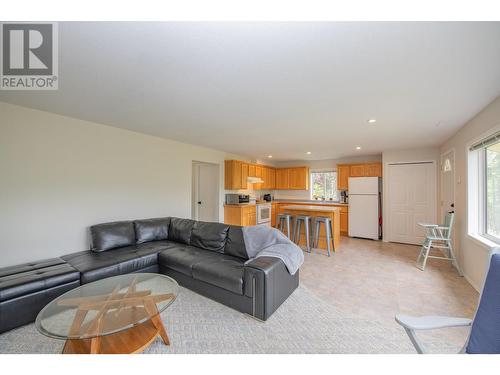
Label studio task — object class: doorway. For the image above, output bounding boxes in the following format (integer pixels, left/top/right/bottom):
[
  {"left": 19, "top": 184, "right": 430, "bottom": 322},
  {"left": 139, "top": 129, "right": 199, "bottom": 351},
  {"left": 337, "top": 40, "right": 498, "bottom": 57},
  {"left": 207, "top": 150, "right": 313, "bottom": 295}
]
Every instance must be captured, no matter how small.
[
  {"left": 192, "top": 162, "right": 220, "bottom": 222},
  {"left": 440, "top": 149, "right": 455, "bottom": 218},
  {"left": 440, "top": 149, "right": 456, "bottom": 256},
  {"left": 386, "top": 162, "right": 437, "bottom": 245}
]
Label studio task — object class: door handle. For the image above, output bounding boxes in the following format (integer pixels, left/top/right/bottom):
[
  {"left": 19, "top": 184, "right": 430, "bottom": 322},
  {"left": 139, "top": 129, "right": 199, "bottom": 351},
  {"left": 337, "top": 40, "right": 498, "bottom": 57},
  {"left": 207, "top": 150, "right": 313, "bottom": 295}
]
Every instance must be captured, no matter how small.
[{"left": 197, "top": 201, "right": 202, "bottom": 205}]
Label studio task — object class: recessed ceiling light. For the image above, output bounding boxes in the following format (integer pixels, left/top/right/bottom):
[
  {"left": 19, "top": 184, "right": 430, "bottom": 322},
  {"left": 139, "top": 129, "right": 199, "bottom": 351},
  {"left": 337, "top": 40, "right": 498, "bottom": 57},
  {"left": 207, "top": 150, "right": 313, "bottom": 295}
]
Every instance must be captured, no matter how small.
[
  {"left": 356, "top": 146, "right": 361, "bottom": 150},
  {"left": 267, "top": 155, "right": 273, "bottom": 158},
  {"left": 368, "top": 119, "right": 377, "bottom": 124},
  {"left": 306, "top": 151, "right": 312, "bottom": 155}
]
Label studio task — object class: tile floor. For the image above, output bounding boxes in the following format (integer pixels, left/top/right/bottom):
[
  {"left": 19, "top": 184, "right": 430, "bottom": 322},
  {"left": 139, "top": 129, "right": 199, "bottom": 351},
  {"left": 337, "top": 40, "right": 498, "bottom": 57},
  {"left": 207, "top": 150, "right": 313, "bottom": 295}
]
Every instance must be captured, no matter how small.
[{"left": 299, "top": 237, "right": 479, "bottom": 350}]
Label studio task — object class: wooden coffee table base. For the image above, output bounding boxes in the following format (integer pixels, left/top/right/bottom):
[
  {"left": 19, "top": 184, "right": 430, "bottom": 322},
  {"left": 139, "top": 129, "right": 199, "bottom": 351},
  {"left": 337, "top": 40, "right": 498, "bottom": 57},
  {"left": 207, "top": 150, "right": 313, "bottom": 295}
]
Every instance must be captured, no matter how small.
[{"left": 62, "top": 318, "right": 170, "bottom": 354}]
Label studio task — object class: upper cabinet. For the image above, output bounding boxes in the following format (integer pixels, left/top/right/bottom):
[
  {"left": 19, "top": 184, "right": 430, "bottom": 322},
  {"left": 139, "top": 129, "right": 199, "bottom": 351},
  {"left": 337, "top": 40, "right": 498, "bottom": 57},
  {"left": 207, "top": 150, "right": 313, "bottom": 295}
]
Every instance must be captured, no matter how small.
[
  {"left": 224, "top": 161, "right": 308, "bottom": 190},
  {"left": 288, "top": 167, "right": 309, "bottom": 190},
  {"left": 275, "top": 168, "right": 289, "bottom": 190},
  {"left": 337, "top": 164, "right": 350, "bottom": 190},
  {"left": 337, "top": 162, "right": 382, "bottom": 190}
]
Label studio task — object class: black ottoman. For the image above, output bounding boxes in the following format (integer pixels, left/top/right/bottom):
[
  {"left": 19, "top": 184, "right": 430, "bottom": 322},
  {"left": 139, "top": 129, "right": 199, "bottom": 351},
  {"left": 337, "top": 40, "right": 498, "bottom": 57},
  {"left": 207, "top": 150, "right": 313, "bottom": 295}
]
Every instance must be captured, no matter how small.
[{"left": 0, "top": 258, "right": 80, "bottom": 333}]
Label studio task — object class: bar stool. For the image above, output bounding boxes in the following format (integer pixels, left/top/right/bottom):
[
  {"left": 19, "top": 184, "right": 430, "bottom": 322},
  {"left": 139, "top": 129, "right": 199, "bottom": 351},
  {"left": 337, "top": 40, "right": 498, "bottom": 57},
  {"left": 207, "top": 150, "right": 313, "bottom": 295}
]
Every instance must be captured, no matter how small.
[
  {"left": 293, "top": 215, "right": 312, "bottom": 253},
  {"left": 313, "top": 216, "right": 334, "bottom": 257},
  {"left": 277, "top": 213, "right": 292, "bottom": 239}
]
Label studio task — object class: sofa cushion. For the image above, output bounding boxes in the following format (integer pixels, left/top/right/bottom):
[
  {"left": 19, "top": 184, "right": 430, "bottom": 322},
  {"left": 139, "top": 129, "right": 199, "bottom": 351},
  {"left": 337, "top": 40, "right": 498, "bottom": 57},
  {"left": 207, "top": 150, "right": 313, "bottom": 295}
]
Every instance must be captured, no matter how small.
[
  {"left": 0, "top": 258, "right": 80, "bottom": 302},
  {"left": 190, "top": 221, "right": 230, "bottom": 252},
  {"left": 90, "top": 221, "right": 135, "bottom": 252},
  {"left": 224, "top": 225, "right": 249, "bottom": 260},
  {"left": 192, "top": 255, "right": 245, "bottom": 295},
  {"left": 62, "top": 241, "right": 173, "bottom": 284},
  {"left": 168, "top": 218, "right": 195, "bottom": 245},
  {"left": 158, "top": 245, "right": 221, "bottom": 277},
  {"left": 134, "top": 217, "right": 170, "bottom": 244}
]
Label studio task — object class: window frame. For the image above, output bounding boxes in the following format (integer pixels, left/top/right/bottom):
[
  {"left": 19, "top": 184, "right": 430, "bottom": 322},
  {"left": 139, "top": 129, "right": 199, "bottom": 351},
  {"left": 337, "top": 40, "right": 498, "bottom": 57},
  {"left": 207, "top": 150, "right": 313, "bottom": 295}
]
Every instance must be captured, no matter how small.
[
  {"left": 481, "top": 146, "right": 500, "bottom": 244},
  {"left": 468, "top": 127, "right": 500, "bottom": 247},
  {"left": 309, "top": 169, "right": 338, "bottom": 201}
]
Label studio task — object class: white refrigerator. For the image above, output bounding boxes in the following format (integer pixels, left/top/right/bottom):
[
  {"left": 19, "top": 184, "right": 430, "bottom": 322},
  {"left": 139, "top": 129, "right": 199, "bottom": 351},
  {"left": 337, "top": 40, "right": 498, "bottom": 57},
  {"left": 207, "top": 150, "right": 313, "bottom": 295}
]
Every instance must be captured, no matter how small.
[{"left": 348, "top": 177, "right": 381, "bottom": 240}]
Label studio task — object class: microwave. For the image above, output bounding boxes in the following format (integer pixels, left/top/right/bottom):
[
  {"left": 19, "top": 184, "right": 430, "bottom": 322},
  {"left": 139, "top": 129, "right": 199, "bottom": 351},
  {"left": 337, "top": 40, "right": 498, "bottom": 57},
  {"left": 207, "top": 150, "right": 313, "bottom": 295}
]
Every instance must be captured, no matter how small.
[{"left": 225, "top": 194, "right": 250, "bottom": 205}]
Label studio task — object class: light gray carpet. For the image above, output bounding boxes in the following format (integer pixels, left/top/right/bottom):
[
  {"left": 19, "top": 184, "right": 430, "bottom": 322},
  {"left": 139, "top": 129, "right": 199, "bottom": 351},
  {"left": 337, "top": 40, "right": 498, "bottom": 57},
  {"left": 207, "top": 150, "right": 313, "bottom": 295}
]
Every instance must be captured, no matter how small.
[{"left": 0, "top": 285, "right": 460, "bottom": 354}]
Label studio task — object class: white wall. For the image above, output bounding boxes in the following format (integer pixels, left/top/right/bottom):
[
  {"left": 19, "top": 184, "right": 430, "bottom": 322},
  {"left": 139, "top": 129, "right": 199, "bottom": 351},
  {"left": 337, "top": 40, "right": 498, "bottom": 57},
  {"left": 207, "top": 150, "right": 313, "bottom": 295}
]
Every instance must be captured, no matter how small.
[
  {"left": 439, "top": 95, "right": 500, "bottom": 291},
  {"left": 0, "top": 102, "right": 244, "bottom": 267},
  {"left": 273, "top": 155, "right": 382, "bottom": 200},
  {"left": 382, "top": 147, "right": 440, "bottom": 242}
]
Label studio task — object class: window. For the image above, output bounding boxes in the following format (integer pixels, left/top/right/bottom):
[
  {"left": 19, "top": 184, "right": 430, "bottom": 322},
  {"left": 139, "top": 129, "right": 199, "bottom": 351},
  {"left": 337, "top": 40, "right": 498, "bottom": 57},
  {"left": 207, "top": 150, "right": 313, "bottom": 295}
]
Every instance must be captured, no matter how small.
[
  {"left": 469, "top": 130, "right": 500, "bottom": 244},
  {"left": 310, "top": 171, "right": 338, "bottom": 201},
  {"left": 485, "top": 142, "right": 500, "bottom": 240}
]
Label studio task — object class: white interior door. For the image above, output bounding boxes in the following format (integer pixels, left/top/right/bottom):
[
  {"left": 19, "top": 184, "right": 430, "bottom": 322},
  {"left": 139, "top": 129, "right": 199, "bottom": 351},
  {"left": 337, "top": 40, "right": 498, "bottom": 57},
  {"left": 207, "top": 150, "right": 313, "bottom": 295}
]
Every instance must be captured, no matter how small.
[
  {"left": 193, "top": 162, "right": 219, "bottom": 222},
  {"left": 440, "top": 150, "right": 455, "bottom": 217},
  {"left": 387, "top": 162, "right": 436, "bottom": 245}
]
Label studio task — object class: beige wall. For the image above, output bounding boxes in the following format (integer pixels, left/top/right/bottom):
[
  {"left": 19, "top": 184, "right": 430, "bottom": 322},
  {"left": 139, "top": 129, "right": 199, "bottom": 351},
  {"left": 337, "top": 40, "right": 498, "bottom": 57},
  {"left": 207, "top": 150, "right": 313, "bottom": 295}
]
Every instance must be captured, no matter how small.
[
  {"left": 0, "top": 102, "right": 243, "bottom": 267},
  {"left": 273, "top": 155, "right": 382, "bottom": 200},
  {"left": 439, "top": 95, "right": 500, "bottom": 291}
]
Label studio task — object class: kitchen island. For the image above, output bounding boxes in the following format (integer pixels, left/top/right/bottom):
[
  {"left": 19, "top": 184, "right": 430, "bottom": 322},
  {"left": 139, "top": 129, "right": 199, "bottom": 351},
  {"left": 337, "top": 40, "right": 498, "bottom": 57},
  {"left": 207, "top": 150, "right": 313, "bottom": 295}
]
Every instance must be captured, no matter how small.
[{"left": 278, "top": 205, "right": 341, "bottom": 252}]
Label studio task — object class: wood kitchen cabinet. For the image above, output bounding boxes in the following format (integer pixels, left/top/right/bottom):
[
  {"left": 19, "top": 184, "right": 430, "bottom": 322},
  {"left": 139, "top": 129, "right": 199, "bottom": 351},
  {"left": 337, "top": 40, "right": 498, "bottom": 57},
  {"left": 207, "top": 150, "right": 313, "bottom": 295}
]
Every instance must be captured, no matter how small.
[
  {"left": 337, "top": 162, "right": 382, "bottom": 190},
  {"left": 339, "top": 207, "right": 348, "bottom": 235},
  {"left": 271, "top": 202, "right": 278, "bottom": 227},
  {"left": 349, "top": 164, "right": 366, "bottom": 177},
  {"left": 224, "top": 160, "right": 308, "bottom": 191},
  {"left": 269, "top": 168, "right": 276, "bottom": 189},
  {"left": 275, "top": 168, "right": 289, "bottom": 189},
  {"left": 274, "top": 167, "right": 309, "bottom": 190},
  {"left": 337, "top": 164, "right": 350, "bottom": 190},
  {"left": 248, "top": 164, "right": 256, "bottom": 178},
  {"left": 224, "top": 205, "right": 256, "bottom": 226},
  {"left": 241, "top": 163, "right": 249, "bottom": 189},
  {"left": 366, "top": 163, "right": 382, "bottom": 177},
  {"left": 224, "top": 160, "right": 243, "bottom": 190},
  {"left": 288, "top": 167, "right": 309, "bottom": 190}
]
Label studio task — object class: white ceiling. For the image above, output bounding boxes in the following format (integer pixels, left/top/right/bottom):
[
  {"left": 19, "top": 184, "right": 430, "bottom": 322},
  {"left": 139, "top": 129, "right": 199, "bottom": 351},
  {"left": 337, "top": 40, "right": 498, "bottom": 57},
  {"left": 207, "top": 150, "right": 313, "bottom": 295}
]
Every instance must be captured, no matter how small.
[{"left": 2, "top": 22, "right": 500, "bottom": 161}]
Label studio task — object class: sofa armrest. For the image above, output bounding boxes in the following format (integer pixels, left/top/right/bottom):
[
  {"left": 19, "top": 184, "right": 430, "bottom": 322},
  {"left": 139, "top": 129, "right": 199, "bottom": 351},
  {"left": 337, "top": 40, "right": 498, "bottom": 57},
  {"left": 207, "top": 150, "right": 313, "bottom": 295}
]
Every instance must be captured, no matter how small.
[{"left": 244, "top": 257, "right": 299, "bottom": 321}]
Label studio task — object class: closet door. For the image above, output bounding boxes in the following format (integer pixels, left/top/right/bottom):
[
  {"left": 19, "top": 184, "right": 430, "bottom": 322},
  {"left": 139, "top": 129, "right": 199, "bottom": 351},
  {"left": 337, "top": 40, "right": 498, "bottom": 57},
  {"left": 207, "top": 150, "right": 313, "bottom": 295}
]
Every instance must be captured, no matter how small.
[{"left": 387, "top": 162, "right": 436, "bottom": 245}]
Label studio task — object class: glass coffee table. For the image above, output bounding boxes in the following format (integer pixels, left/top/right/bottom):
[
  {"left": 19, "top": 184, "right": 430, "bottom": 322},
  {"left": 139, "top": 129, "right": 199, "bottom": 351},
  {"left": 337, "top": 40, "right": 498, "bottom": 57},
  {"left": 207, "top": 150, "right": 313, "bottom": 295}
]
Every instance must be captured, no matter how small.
[{"left": 35, "top": 273, "right": 178, "bottom": 354}]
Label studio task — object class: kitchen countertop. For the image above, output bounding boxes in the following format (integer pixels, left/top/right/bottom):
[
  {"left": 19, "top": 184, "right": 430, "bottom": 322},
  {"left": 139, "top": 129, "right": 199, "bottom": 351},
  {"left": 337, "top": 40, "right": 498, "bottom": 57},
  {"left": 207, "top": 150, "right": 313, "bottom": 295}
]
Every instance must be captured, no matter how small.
[
  {"left": 272, "top": 199, "right": 348, "bottom": 206},
  {"left": 281, "top": 205, "right": 340, "bottom": 212}
]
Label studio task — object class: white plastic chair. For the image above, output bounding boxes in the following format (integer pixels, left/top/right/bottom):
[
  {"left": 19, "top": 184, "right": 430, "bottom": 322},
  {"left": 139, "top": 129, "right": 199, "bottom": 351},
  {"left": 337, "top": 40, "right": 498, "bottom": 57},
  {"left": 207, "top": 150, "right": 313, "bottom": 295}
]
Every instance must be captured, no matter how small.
[
  {"left": 396, "top": 251, "right": 500, "bottom": 354},
  {"left": 416, "top": 212, "right": 462, "bottom": 275}
]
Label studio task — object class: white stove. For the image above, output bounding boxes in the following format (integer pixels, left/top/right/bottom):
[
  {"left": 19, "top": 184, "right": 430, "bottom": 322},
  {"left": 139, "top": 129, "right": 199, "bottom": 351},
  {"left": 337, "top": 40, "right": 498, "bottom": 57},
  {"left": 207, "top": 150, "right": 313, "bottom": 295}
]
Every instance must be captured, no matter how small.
[{"left": 256, "top": 203, "right": 272, "bottom": 225}]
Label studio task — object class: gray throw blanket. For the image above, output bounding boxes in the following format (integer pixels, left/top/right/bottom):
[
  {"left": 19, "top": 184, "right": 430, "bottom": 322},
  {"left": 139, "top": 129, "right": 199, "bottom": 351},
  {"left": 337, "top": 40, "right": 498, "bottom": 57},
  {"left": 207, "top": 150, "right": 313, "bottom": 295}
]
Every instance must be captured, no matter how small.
[{"left": 242, "top": 225, "right": 304, "bottom": 275}]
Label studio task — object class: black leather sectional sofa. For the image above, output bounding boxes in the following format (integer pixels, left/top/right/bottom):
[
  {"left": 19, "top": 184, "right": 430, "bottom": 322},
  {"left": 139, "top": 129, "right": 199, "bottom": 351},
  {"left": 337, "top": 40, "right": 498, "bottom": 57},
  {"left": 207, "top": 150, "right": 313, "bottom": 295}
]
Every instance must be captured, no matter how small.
[{"left": 0, "top": 217, "right": 299, "bottom": 333}]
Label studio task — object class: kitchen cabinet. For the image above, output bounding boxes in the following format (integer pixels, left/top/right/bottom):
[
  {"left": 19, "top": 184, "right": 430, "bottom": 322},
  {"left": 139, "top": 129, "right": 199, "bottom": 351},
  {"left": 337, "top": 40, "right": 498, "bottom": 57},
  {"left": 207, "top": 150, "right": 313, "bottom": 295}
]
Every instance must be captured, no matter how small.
[
  {"left": 275, "top": 168, "right": 289, "bottom": 189},
  {"left": 366, "top": 163, "right": 382, "bottom": 177},
  {"left": 248, "top": 164, "right": 256, "bottom": 178},
  {"left": 224, "top": 160, "right": 243, "bottom": 190},
  {"left": 336, "top": 162, "right": 382, "bottom": 190},
  {"left": 271, "top": 202, "right": 279, "bottom": 227},
  {"left": 224, "top": 205, "right": 256, "bottom": 226},
  {"left": 269, "top": 168, "right": 276, "bottom": 189},
  {"left": 337, "top": 164, "right": 350, "bottom": 190},
  {"left": 340, "top": 208, "right": 348, "bottom": 235},
  {"left": 288, "top": 167, "right": 309, "bottom": 190},
  {"left": 274, "top": 167, "right": 309, "bottom": 190},
  {"left": 241, "top": 163, "right": 249, "bottom": 189},
  {"left": 349, "top": 164, "right": 366, "bottom": 177},
  {"left": 224, "top": 160, "right": 308, "bottom": 191}
]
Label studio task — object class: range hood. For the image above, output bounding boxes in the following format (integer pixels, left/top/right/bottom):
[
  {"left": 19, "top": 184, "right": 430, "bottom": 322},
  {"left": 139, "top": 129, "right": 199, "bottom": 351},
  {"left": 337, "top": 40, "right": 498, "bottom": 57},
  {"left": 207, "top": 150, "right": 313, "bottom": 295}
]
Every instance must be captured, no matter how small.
[{"left": 247, "top": 176, "right": 264, "bottom": 184}]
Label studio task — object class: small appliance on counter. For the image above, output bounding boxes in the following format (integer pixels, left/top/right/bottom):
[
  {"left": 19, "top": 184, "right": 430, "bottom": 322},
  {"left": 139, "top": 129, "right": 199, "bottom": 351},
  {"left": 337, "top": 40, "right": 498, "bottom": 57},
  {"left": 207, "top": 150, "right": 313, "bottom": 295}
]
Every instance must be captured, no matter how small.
[
  {"left": 225, "top": 194, "right": 250, "bottom": 205},
  {"left": 340, "top": 190, "right": 348, "bottom": 204},
  {"left": 263, "top": 194, "right": 272, "bottom": 202}
]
